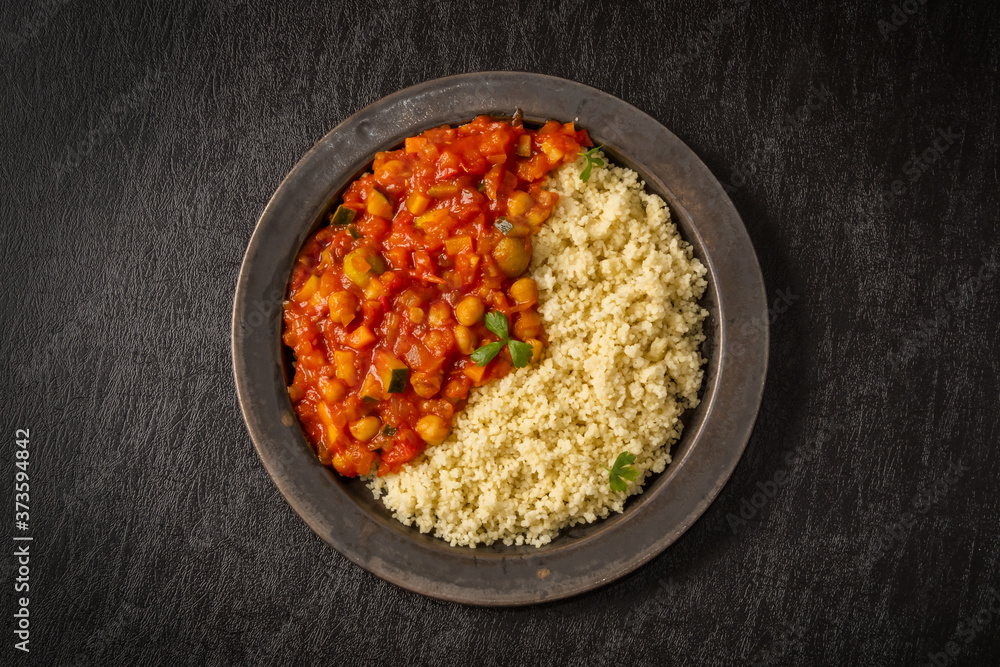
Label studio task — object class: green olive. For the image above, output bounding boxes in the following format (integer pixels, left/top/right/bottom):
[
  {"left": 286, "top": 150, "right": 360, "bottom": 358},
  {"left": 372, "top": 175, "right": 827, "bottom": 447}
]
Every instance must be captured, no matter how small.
[{"left": 492, "top": 237, "right": 531, "bottom": 277}]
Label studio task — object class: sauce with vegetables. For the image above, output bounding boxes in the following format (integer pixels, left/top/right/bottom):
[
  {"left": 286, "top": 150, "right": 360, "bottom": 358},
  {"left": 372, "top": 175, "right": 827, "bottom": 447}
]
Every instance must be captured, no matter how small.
[{"left": 283, "top": 115, "right": 590, "bottom": 477}]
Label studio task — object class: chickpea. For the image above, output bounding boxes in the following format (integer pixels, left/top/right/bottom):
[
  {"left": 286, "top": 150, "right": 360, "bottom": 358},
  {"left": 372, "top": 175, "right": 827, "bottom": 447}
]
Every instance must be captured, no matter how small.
[
  {"left": 410, "top": 371, "right": 442, "bottom": 398},
  {"left": 509, "top": 278, "right": 538, "bottom": 306},
  {"left": 527, "top": 338, "right": 544, "bottom": 363},
  {"left": 349, "top": 415, "right": 381, "bottom": 442},
  {"left": 408, "top": 306, "right": 425, "bottom": 324},
  {"left": 514, "top": 310, "right": 542, "bottom": 340},
  {"left": 492, "top": 237, "right": 531, "bottom": 277},
  {"left": 454, "top": 325, "right": 478, "bottom": 355},
  {"left": 454, "top": 295, "right": 485, "bottom": 326},
  {"left": 318, "top": 376, "right": 348, "bottom": 403},
  {"left": 422, "top": 328, "right": 455, "bottom": 356},
  {"left": 332, "top": 452, "right": 350, "bottom": 475},
  {"left": 415, "top": 414, "right": 450, "bottom": 445},
  {"left": 428, "top": 301, "right": 452, "bottom": 327}
]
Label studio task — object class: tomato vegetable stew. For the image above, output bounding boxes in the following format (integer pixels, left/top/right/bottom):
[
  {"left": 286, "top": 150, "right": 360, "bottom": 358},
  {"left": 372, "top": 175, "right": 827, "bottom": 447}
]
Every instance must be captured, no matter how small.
[{"left": 283, "top": 115, "right": 591, "bottom": 477}]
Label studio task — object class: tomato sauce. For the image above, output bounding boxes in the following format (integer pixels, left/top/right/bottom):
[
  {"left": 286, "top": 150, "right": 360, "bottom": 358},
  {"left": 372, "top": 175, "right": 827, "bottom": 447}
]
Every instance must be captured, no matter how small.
[{"left": 283, "top": 115, "right": 589, "bottom": 477}]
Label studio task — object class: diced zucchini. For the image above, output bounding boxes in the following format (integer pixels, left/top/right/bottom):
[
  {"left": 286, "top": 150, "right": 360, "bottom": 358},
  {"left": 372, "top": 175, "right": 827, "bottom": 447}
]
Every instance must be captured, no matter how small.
[
  {"left": 343, "top": 249, "right": 371, "bottom": 287},
  {"left": 347, "top": 225, "right": 361, "bottom": 239},
  {"left": 367, "top": 253, "right": 387, "bottom": 275},
  {"left": 494, "top": 218, "right": 513, "bottom": 235},
  {"left": 386, "top": 367, "right": 408, "bottom": 393},
  {"left": 374, "top": 351, "right": 409, "bottom": 394},
  {"left": 330, "top": 205, "right": 356, "bottom": 226}
]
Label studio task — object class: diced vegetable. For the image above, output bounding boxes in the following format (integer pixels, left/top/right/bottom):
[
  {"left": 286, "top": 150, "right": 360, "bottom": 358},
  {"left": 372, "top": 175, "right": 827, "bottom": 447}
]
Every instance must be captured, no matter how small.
[
  {"left": 329, "top": 205, "right": 356, "bottom": 226},
  {"left": 427, "top": 182, "right": 460, "bottom": 198},
  {"left": 506, "top": 191, "right": 533, "bottom": 216},
  {"left": 333, "top": 350, "right": 357, "bottom": 385},
  {"left": 346, "top": 325, "right": 376, "bottom": 349},
  {"left": 414, "top": 208, "right": 453, "bottom": 230},
  {"left": 328, "top": 291, "right": 358, "bottom": 326},
  {"left": 360, "top": 372, "right": 382, "bottom": 402},
  {"left": 374, "top": 351, "right": 409, "bottom": 394},
  {"left": 516, "top": 134, "right": 531, "bottom": 157},
  {"left": 443, "top": 235, "right": 473, "bottom": 255},
  {"left": 367, "top": 188, "right": 394, "bottom": 218},
  {"left": 406, "top": 192, "right": 430, "bottom": 215},
  {"left": 293, "top": 275, "right": 320, "bottom": 302}
]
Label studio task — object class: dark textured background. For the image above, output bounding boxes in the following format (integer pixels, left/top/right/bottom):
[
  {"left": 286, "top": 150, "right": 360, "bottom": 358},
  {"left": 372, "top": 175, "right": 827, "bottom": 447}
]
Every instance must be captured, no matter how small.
[{"left": 2, "top": 0, "right": 999, "bottom": 664}]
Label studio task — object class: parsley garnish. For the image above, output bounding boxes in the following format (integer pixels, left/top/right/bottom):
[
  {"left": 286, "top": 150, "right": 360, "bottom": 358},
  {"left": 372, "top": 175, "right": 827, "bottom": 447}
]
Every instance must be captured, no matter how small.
[
  {"left": 579, "top": 145, "right": 605, "bottom": 182},
  {"left": 470, "top": 311, "right": 534, "bottom": 368},
  {"left": 601, "top": 452, "right": 639, "bottom": 493}
]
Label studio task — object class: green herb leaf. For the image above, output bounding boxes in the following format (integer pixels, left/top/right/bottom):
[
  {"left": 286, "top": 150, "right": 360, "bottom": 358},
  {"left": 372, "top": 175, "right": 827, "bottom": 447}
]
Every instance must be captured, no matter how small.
[
  {"left": 508, "top": 340, "right": 533, "bottom": 368},
  {"left": 483, "top": 311, "right": 509, "bottom": 340},
  {"left": 601, "top": 451, "right": 638, "bottom": 493},
  {"left": 579, "top": 145, "right": 605, "bottom": 182},
  {"left": 381, "top": 425, "right": 397, "bottom": 437},
  {"left": 471, "top": 341, "right": 504, "bottom": 366}
]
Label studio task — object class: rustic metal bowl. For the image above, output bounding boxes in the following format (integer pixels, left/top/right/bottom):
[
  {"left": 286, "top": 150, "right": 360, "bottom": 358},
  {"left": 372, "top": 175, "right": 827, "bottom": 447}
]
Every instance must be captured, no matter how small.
[{"left": 232, "top": 72, "right": 768, "bottom": 605}]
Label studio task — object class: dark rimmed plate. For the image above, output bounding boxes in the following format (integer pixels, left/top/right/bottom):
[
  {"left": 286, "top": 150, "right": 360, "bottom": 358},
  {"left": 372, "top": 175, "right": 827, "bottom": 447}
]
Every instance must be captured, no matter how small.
[{"left": 232, "top": 72, "right": 767, "bottom": 606}]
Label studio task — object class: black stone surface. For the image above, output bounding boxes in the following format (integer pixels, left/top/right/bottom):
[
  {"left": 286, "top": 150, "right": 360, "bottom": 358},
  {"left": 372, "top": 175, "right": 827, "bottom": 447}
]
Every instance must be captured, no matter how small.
[{"left": 1, "top": 0, "right": 998, "bottom": 664}]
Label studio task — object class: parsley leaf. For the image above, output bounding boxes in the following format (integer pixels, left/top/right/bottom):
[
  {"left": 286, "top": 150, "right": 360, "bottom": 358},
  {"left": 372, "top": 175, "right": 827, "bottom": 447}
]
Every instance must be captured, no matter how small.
[
  {"left": 483, "top": 310, "right": 509, "bottom": 340},
  {"left": 472, "top": 311, "right": 535, "bottom": 369},
  {"left": 470, "top": 340, "right": 504, "bottom": 366},
  {"left": 579, "top": 145, "right": 605, "bottom": 182},
  {"left": 601, "top": 451, "right": 639, "bottom": 493},
  {"left": 508, "top": 340, "right": 533, "bottom": 367}
]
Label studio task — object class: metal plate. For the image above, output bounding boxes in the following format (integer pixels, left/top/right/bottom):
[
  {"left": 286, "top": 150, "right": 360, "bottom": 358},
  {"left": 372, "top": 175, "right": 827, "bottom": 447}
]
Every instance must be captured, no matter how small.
[{"left": 232, "top": 72, "right": 768, "bottom": 606}]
